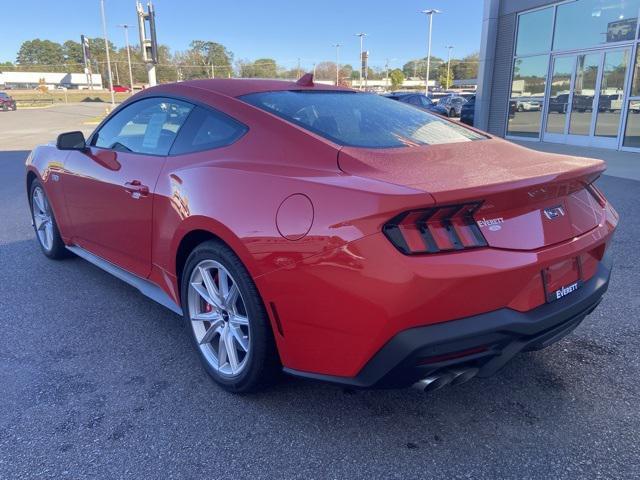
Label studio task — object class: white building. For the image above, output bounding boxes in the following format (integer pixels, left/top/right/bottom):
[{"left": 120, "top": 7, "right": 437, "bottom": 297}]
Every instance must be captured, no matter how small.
[{"left": 0, "top": 71, "right": 103, "bottom": 90}]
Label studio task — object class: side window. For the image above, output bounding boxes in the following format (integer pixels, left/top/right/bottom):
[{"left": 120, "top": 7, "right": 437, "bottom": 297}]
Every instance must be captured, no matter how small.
[
  {"left": 92, "top": 97, "right": 193, "bottom": 155},
  {"left": 407, "top": 96, "right": 421, "bottom": 106},
  {"left": 418, "top": 96, "right": 432, "bottom": 107},
  {"left": 170, "top": 106, "right": 247, "bottom": 155}
]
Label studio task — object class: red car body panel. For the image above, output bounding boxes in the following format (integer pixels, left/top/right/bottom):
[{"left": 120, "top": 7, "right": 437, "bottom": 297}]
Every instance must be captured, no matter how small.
[{"left": 25, "top": 79, "right": 619, "bottom": 381}]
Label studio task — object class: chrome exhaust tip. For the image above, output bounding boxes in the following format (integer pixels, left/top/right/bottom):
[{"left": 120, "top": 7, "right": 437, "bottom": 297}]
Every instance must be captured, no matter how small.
[
  {"left": 449, "top": 367, "right": 479, "bottom": 386},
  {"left": 414, "top": 372, "right": 455, "bottom": 392},
  {"left": 413, "top": 367, "right": 479, "bottom": 392}
]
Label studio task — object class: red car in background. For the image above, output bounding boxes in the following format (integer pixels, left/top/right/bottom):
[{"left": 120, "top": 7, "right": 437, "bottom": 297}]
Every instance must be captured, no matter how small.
[
  {"left": 111, "top": 85, "right": 132, "bottom": 93},
  {"left": 0, "top": 91, "right": 17, "bottom": 111},
  {"left": 25, "top": 78, "right": 617, "bottom": 393}
]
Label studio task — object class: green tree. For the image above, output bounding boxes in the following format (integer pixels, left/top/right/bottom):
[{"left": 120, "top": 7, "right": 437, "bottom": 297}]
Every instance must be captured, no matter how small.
[
  {"left": 251, "top": 58, "right": 277, "bottom": 78},
  {"left": 452, "top": 52, "right": 479, "bottom": 80},
  {"left": 389, "top": 69, "right": 405, "bottom": 90},
  {"left": 63, "top": 40, "right": 84, "bottom": 66},
  {"left": 187, "top": 40, "right": 234, "bottom": 78},
  {"left": 16, "top": 39, "right": 65, "bottom": 69},
  {"left": 402, "top": 57, "right": 444, "bottom": 80},
  {"left": 438, "top": 63, "right": 454, "bottom": 89}
]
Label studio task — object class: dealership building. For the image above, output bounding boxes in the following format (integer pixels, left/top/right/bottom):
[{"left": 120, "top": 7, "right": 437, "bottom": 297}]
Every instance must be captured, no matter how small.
[{"left": 476, "top": 0, "right": 640, "bottom": 151}]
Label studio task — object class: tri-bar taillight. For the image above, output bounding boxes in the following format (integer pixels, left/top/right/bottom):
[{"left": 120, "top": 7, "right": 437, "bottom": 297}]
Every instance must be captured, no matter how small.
[{"left": 383, "top": 202, "right": 488, "bottom": 255}]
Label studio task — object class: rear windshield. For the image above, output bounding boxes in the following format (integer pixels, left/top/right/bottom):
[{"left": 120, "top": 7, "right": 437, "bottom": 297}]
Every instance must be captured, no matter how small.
[{"left": 240, "top": 91, "right": 484, "bottom": 148}]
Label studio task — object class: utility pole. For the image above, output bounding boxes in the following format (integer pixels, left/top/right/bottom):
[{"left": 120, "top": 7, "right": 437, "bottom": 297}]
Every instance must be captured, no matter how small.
[
  {"left": 99, "top": 0, "right": 115, "bottom": 107},
  {"left": 137, "top": 1, "right": 159, "bottom": 86},
  {"left": 332, "top": 43, "right": 341, "bottom": 86},
  {"left": 420, "top": 9, "right": 441, "bottom": 96},
  {"left": 114, "top": 61, "right": 120, "bottom": 84},
  {"left": 118, "top": 24, "right": 135, "bottom": 94},
  {"left": 385, "top": 58, "right": 389, "bottom": 90},
  {"left": 445, "top": 45, "right": 454, "bottom": 90},
  {"left": 296, "top": 58, "right": 301, "bottom": 79},
  {"left": 355, "top": 33, "right": 367, "bottom": 90}
]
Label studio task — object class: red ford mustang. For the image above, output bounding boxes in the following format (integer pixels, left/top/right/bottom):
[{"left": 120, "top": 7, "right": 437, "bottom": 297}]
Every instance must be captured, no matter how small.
[{"left": 25, "top": 77, "right": 618, "bottom": 393}]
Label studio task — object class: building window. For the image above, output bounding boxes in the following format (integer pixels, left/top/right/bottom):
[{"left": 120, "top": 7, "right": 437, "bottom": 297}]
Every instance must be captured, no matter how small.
[
  {"left": 516, "top": 7, "right": 554, "bottom": 56},
  {"left": 553, "top": 0, "right": 640, "bottom": 51},
  {"left": 631, "top": 48, "right": 640, "bottom": 96},
  {"left": 623, "top": 101, "right": 640, "bottom": 147},
  {"left": 507, "top": 55, "right": 549, "bottom": 138}
]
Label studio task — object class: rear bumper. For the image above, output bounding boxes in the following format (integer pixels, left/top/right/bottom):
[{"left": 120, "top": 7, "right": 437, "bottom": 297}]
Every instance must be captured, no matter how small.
[{"left": 285, "top": 250, "right": 611, "bottom": 388}]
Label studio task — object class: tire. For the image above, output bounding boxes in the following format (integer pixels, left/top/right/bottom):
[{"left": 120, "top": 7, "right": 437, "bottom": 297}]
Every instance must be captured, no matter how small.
[
  {"left": 29, "top": 179, "right": 69, "bottom": 259},
  {"left": 2, "top": 104, "right": 7, "bottom": 111},
  {"left": 448, "top": 108, "right": 454, "bottom": 118},
  {"left": 517, "top": 105, "right": 524, "bottom": 112},
  {"left": 181, "top": 240, "right": 280, "bottom": 393}
]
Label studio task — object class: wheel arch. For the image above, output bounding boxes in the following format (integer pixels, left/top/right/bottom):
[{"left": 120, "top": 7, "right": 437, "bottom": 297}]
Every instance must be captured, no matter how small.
[
  {"left": 172, "top": 217, "right": 260, "bottom": 298},
  {"left": 26, "top": 169, "right": 38, "bottom": 196}
]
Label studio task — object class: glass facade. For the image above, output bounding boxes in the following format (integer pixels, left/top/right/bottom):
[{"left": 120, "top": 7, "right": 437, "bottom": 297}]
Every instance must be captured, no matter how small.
[
  {"left": 509, "top": 0, "right": 640, "bottom": 150},
  {"left": 507, "top": 56, "right": 549, "bottom": 137},
  {"left": 554, "top": 0, "right": 639, "bottom": 51}
]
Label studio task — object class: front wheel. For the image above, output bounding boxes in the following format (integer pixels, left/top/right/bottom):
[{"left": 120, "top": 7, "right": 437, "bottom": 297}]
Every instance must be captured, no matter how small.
[
  {"left": 29, "top": 180, "right": 68, "bottom": 259},
  {"left": 181, "top": 240, "right": 280, "bottom": 393}
]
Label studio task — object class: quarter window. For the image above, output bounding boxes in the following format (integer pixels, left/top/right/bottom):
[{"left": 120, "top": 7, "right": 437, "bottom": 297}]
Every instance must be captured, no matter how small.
[
  {"left": 93, "top": 97, "right": 193, "bottom": 155},
  {"left": 170, "top": 106, "right": 248, "bottom": 155}
]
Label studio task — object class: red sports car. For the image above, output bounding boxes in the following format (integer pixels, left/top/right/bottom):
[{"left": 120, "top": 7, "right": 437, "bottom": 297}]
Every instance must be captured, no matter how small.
[{"left": 25, "top": 77, "right": 618, "bottom": 393}]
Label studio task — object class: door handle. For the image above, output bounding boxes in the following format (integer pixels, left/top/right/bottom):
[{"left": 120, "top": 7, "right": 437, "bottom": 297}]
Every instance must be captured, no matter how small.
[{"left": 124, "top": 180, "right": 149, "bottom": 197}]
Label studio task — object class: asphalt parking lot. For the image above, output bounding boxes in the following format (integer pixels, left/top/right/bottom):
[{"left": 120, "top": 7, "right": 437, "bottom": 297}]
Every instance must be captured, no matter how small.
[{"left": 1, "top": 106, "right": 639, "bottom": 479}]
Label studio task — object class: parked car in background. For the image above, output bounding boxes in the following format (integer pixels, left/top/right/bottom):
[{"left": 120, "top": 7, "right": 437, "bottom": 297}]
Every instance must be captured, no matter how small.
[
  {"left": 516, "top": 98, "right": 542, "bottom": 112},
  {"left": 549, "top": 94, "right": 570, "bottom": 114},
  {"left": 460, "top": 95, "right": 475, "bottom": 126},
  {"left": 0, "top": 91, "right": 17, "bottom": 111},
  {"left": 384, "top": 92, "right": 449, "bottom": 116},
  {"left": 438, "top": 95, "right": 467, "bottom": 117},
  {"left": 598, "top": 94, "right": 623, "bottom": 112},
  {"left": 111, "top": 85, "right": 132, "bottom": 93}
]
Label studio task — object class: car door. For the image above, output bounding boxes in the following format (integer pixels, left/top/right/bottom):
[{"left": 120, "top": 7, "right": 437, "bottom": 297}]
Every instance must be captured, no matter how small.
[{"left": 61, "top": 97, "right": 193, "bottom": 278}]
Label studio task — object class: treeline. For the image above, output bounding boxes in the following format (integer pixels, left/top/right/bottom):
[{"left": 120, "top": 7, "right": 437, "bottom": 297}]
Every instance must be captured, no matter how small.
[{"left": 2, "top": 38, "right": 479, "bottom": 85}]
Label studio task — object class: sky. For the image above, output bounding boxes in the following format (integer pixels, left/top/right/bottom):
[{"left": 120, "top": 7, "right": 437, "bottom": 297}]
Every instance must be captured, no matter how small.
[{"left": 0, "top": 0, "right": 484, "bottom": 70}]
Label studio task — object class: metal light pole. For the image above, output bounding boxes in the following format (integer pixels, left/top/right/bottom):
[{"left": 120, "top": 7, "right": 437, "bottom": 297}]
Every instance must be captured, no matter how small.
[
  {"left": 420, "top": 9, "right": 441, "bottom": 96},
  {"left": 332, "top": 43, "right": 342, "bottom": 86},
  {"left": 355, "top": 33, "right": 367, "bottom": 90},
  {"left": 118, "top": 24, "right": 135, "bottom": 94},
  {"left": 445, "top": 45, "right": 454, "bottom": 90},
  {"left": 385, "top": 58, "right": 389, "bottom": 89},
  {"left": 100, "top": 0, "right": 115, "bottom": 106}
]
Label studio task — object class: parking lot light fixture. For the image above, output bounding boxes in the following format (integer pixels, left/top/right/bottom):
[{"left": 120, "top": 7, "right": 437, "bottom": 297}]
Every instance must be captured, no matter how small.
[
  {"left": 332, "top": 43, "right": 342, "bottom": 86},
  {"left": 118, "top": 24, "right": 135, "bottom": 95},
  {"left": 100, "top": 0, "right": 116, "bottom": 108},
  {"left": 100, "top": 0, "right": 116, "bottom": 107},
  {"left": 355, "top": 33, "right": 367, "bottom": 90},
  {"left": 446, "top": 45, "right": 454, "bottom": 90},
  {"left": 420, "top": 8, "right": 442, "bottom": 96}
]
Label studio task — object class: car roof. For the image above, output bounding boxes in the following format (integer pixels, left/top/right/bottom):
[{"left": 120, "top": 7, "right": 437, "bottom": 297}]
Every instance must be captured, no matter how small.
[{"left": 177, "top": 78, "right": 351, "bottom": 98}]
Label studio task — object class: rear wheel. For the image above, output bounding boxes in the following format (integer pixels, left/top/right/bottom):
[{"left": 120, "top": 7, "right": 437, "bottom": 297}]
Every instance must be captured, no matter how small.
[
  {"left": 181, "top": 240, "right": 280, "bottom": 393},
  {"left": 29, "top": 180, "right": 68, "bottom": 259}
]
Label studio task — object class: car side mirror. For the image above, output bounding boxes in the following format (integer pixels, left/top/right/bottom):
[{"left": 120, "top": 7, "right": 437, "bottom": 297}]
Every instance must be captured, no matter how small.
[{"left": 57, "top": 131, "right": 86, "bottom": 151}]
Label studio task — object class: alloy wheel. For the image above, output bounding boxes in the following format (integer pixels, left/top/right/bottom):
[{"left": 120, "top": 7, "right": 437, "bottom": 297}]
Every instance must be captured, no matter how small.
[
  {"left": 187, "top": 260, "right": 251, "bottom": 377},
  {"left": 32, "top": 186, "right": 54, "bottom": 252}
]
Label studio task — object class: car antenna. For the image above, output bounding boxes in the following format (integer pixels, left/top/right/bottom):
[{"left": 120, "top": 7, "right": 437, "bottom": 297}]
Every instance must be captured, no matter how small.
[{"left": 296, "top": 73, "right": 314, "bottom": 87}]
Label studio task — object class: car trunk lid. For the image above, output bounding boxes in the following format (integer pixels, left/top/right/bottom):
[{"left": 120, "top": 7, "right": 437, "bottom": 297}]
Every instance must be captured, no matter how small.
[{"left": 338, "top": 139, "right": 606, "bottom": 251}]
